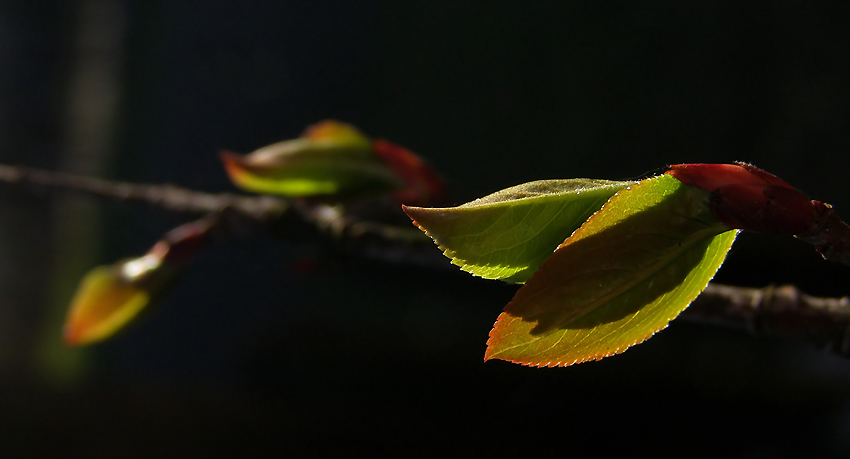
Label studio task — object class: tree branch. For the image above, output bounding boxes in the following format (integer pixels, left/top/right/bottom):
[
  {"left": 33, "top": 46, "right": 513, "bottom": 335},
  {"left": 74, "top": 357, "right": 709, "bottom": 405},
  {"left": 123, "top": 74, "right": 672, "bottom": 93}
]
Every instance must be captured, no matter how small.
[
  {"left": 0, "top": 164, "right": 288, "bottom": 221},
  {"left": 0, "top": 163, "right": 444, "bottom": 266},
  {"left": 686, "top": 283, "right": 850, "bottom": 357},
  {"left": 2, "top": 163, "right": 849, "bottom": 358}
]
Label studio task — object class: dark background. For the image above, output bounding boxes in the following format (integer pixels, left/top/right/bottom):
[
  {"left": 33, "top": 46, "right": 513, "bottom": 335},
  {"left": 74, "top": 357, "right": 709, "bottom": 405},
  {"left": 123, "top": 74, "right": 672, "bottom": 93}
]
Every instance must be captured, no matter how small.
[{"left": 2, "top": 1, "right": 850, "bottom": 456}]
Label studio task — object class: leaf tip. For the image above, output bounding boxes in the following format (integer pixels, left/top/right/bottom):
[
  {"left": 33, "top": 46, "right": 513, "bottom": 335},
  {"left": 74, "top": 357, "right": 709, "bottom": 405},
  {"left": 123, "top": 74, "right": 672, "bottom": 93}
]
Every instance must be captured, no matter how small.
[{"left": 401, "top": 206, "right": 428, "bottom": 236}]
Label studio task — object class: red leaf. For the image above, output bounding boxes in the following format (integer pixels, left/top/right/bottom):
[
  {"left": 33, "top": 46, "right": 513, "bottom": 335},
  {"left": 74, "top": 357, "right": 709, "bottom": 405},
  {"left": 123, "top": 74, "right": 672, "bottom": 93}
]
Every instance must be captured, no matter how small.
[
  {"left": 372, "top": 139, "right": 446, "bottom": 206},
  {"left": 668, "top": 163, "right": 822, "bottom": 235}
]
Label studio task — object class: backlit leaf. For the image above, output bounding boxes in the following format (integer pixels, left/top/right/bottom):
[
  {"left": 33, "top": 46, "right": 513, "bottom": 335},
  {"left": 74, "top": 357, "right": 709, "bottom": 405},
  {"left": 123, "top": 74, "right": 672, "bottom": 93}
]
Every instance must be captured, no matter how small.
[
  {"left": 404, "top": 179, "right": 633, "bottom": 283},
  {"left": 64, "top": 266, "right": 156, "bottom": 346},
  {"left": 221, "top": 120, "right": 403, "bottom": 198},
  {"left": 668, "top": 163, "right": 821, "bottom": 234},
  {"left": 485, "top": 174, "right": 738, "bottom": 366},
  {"left": 63, "top": 219, "right": 212, "bottom": 346}
]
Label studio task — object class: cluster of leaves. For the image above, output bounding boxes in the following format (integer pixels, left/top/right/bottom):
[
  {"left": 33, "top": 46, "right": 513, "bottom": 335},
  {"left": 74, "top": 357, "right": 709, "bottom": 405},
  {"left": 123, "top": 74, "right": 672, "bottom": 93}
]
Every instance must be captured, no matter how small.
[
  {"left": 63, "top": 122, "right": 850, "bottom": 367},
  {"left": 407, "top": 174, "right": 737, "bottom": 366},
  {"left": 65, "top": 121, "right": 445, "bottom": 345},
  {"left": 408, "top": 163, "right": 849, "bottom": 366}
]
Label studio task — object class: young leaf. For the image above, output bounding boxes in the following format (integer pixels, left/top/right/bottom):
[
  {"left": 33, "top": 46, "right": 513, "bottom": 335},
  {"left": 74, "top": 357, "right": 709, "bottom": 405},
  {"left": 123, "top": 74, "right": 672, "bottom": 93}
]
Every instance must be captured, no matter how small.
[
  {"left": 668, "top": 163, "right": 850, "bottom": 266},
  {"left": 485, "top": 174, "right": 738, "bottom": 366},
  {"left": 221, "top": 120, "right": 446, "bottom": 205},
  {"left": 404, "top": 179, "right": 633, "bottom": 283},
  {"left": 221, "top": 120, "right": 403, "bottom": 199},
  {"left": 668, "top": 163, "right": 821, "bottom": 234},
  {"left": 63, "top": 218, "right": 212, "bottom": 346},
  {"left": 63, "top": 266, "right": 156, "bottom": 346}
]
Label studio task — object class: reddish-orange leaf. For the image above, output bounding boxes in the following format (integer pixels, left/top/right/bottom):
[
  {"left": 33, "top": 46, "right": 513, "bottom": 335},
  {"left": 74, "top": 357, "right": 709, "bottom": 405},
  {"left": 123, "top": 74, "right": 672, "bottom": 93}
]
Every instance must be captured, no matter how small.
[
  {"left": 373, "top": 139, "right": 446, "bottom": 206},
  {"left": 667, "top": 163, "right": 822, "bottom": 235}
]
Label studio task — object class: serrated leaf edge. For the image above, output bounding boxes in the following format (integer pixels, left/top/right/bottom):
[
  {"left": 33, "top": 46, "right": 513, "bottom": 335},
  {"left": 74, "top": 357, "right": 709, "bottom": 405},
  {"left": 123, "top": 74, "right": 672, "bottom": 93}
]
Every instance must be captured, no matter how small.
[{"left": 485, "top": 230, "right": 738, "bottom": 367}]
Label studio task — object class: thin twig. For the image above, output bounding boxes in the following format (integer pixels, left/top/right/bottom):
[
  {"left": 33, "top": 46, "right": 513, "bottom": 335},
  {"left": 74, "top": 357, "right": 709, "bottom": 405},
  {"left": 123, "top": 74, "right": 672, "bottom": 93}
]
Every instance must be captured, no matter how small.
[
  {"left": 0, "top": 164, "right": 288, "bottom": 221},
  {"left": 0, "top": 163, "right": 445, "bottom": 266},
  {"left": 685, "top": 283, "right": 850, "bottom": 357},
  {"left": 3, "top": 163, "right": 850, "bottom": 358}
]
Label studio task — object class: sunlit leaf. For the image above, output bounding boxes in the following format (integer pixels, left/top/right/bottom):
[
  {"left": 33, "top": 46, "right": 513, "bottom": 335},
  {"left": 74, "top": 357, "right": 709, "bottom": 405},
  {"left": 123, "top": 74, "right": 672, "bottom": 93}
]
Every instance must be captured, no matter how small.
[
  {"left": 485, "top": 174, "right": 738, "bottom": 366},
  {"left": 63, "top": 219, "right": 212, "bottom": 346},
  {"left": 64, "top": 266, "right": 156, "bottom": 346},
  {"left": 404, "top": 179, "right": 633, "bottom": 283},
  {"left": 221, "top": 120, "right": 405, "bottom": 200}
]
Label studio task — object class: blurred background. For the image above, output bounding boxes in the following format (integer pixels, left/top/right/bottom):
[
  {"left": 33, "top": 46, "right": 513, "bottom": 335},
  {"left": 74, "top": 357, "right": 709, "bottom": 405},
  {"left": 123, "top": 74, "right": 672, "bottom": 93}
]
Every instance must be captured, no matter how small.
[{"left": 2, "top": 1, "right": 850, "bottom": 456}]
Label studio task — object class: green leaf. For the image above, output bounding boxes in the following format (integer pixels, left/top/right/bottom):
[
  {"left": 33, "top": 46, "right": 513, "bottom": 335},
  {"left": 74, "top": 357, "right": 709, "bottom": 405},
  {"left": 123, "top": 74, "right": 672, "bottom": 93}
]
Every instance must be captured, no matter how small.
[
  {"left": 63, "top": 266, "right": 154, "bottom": 346},
  {"left": 485, "top": 174, "right": 738, "bottom": 366},
  {"left": 404, "top": 179, "right": 633, "bottom": 283},
  {"left": 64, "top": 218, "right": 211, "bottom": 346},
  {"left": 221, "top": 120, "right": 404, "bottom": 199}
]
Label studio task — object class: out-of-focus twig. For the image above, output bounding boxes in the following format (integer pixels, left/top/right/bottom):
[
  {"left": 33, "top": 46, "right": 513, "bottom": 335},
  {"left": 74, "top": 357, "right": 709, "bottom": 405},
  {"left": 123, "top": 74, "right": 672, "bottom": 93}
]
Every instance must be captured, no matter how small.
[
  {"left": 0, "top": 164, "right": 288, "bottom": 222},
  {"left": 685, "top": 283, "right": 850, "bottom": 357},
  {"left": 0, "top": 163, "right": 443, "bottom": 266}
]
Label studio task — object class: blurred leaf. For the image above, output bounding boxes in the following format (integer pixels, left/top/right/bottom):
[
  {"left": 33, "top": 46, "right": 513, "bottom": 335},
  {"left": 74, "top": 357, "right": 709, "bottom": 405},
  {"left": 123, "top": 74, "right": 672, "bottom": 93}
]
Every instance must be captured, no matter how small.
[
  {"left": 404, "top": 179, "right": 632, "bottom": 283},
  {"left": 63, "top": 219, "right": 212, "bottom": 346},
  {"left": 221, "top": 120, "right": 403, "bottom": 200},
  {"left": 63, "top": 265, "right": 154, "bottom": 346},
  {"left": 372, "top": 139, "right": 446, "bottom": 206},
  {"left": 485, "top": 174, "right": 738, "bottom": 366}
]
